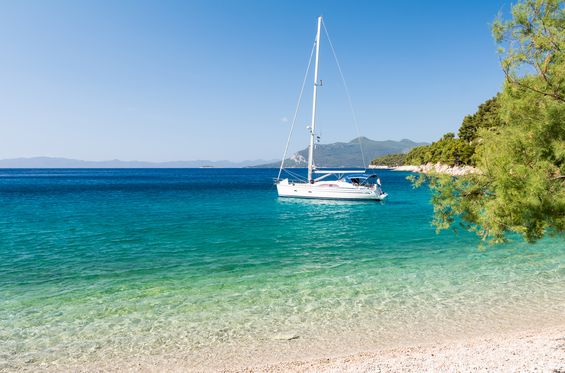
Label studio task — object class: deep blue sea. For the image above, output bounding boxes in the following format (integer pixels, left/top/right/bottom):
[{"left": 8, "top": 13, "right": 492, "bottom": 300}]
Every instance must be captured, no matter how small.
[{"left": 0, "top": 168, "right": 563, "bottom": 370}]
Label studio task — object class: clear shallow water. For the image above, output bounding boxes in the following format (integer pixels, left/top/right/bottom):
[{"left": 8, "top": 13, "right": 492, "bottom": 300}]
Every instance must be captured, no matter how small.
[{"left": 0, "top": 169, "right": 563, "bottom": 370}]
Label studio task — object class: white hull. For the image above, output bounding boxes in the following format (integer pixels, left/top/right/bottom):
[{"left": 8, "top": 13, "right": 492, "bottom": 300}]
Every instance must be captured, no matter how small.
[{"left": 276, "top": 179, "right": 387, "bottom": 201}]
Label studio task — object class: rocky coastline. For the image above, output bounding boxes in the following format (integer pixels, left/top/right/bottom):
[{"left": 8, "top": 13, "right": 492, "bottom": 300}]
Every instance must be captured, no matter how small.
[{"left": 370, "top": 162, "right": 479, "bottom": 176}]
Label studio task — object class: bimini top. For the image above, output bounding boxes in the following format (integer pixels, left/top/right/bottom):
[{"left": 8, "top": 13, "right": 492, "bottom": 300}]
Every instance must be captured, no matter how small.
[
  {"left": 313, "top": 170, "right": 365, "bottom": 174},
  {"left": 344, "top": 174, "right": 381, "bottom": 185},
  {"left": 344, "top": 174, "right": 376, "bottom": 181}
]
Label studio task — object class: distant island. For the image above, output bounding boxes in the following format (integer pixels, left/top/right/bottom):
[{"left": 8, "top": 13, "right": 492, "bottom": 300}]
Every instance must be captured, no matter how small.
[
  {"left": 256, "top": 137, "right": 428, "bottom": 168},
  {"left": 0, "top": 157, "right": 278, "bottom": 169}
]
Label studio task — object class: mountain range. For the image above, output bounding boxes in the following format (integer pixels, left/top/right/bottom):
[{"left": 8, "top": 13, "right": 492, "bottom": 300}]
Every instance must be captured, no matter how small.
[
  {"left": 0, "top": 157, "right": 277, "bottom": 168},
  {"left": 256, "top": 137, "right": 428, "bottom": 168},
  {"left": 0, "top": 138, "right": 426, "bottom": 168}
]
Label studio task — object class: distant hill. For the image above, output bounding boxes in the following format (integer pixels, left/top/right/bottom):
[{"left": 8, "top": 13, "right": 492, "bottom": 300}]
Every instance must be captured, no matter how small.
[
  {"left": 256, "top": 137, "right": 428, "bottom": 168},
  {"left": 0, "top": 157, "right": 277, "bottom": 168}
]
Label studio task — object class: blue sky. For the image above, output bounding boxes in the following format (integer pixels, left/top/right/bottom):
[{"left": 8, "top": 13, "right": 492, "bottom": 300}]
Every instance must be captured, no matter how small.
[{"left": 0, "top": 0, "right": 511, "bottom": 162}]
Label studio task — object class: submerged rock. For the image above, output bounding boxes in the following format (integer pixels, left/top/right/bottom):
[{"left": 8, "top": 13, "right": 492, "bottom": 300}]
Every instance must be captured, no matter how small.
[{"left": 272, "top": 333, "right": 300, "bottom": 341}]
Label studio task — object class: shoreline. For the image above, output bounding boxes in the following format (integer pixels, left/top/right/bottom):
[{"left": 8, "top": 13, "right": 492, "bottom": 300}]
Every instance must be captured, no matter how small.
[
  {"left": 237, "top": 325, "right": 564, "bottom": 373},
  {"left": 30, "top": 323, "right": 564, "bottom": 372}
]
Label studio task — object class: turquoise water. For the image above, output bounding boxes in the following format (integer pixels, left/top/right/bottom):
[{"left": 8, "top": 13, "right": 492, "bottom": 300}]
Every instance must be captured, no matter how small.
[{"left": 0, "top": 169, "right": 563, "bottom": 371}]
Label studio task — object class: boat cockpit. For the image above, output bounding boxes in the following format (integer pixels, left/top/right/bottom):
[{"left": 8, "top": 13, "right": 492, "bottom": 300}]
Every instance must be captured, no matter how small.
[{"left": 344, "top": 174, "right": 380, "bottom": 186}]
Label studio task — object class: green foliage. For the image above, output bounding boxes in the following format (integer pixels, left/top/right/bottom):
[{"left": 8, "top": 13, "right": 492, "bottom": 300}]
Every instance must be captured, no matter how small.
[
  {"left": 398, "top": 96, "right": 503, "bottom": 167},
  {"left": 458, "top": 96, "right": 504, "bottom": 143},
  {"left": 492, "top": 0, "right": 565, "bottom": 103},
  {"left": 424, "top": 0, "right": 565, "bottom": 243},
  {"left": 370, "top": 153, "right": 407, "bottom": 167},
  {"left": 404, "top": 136, "right": 475, "bottom": 166}
]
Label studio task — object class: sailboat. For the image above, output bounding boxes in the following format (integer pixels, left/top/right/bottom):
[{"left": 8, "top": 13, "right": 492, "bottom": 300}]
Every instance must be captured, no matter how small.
[{"left": 276, "top": 16, "right": 387, "bottom": 201}]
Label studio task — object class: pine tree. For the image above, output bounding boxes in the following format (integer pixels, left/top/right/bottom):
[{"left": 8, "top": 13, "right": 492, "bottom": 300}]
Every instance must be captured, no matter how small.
[{"left": 425, "top": 0, "right": 564, "bottom": 243}]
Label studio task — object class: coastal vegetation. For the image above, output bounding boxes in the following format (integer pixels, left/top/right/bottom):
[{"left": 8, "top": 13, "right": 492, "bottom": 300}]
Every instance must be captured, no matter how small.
[
  {"left": 380, "top": 0, "right": 565, "bottom": 243},
  {"left": 404, "top": 132, "right": 475, "bottom": 166},
  {"left": 372, "top": 96, "right": 503, "bottom": 167},
  {"left": 370, "top": 153, "right": 407, "bottom": 167}
]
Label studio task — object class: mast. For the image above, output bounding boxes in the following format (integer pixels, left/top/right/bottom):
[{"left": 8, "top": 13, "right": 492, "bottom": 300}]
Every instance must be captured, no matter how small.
[{"left": 307, "top": 16, "right": 322, "bottom": 183}]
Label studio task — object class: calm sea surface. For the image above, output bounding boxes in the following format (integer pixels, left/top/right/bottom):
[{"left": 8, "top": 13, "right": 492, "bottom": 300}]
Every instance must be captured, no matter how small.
[{"left": 0, "top": 168, "right": 563, "bottom": 370}]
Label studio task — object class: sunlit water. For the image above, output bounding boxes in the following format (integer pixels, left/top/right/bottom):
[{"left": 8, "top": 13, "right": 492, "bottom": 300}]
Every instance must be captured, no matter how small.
[{"left": 0, "top": 169, "right": 563, "bottom": 371}]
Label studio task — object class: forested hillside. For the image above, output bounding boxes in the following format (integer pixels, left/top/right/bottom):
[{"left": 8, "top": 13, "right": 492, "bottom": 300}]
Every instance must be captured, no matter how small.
[{"left": 372, "top": 95, "right": 502, "bottom": 167}]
